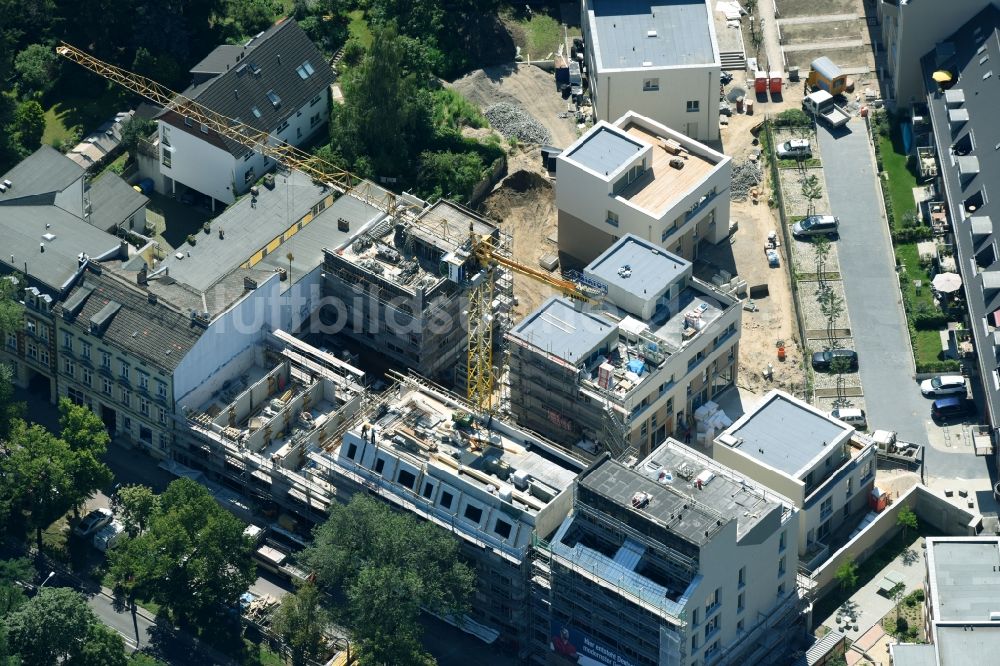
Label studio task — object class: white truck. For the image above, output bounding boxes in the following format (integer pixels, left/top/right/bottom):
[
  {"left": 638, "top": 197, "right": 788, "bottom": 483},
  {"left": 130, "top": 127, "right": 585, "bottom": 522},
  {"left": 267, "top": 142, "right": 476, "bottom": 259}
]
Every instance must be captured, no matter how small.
[
  {"left": 802, "top": 90, "right": 850, "bottom": 128},
  {"left": 870, "top": 430, "right": 921, "bottom": 464}
]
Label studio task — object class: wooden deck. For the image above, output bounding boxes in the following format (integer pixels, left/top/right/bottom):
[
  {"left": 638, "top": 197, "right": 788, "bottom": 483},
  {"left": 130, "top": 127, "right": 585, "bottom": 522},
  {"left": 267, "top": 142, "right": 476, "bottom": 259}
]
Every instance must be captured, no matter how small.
[{"left": 620, "top": 123, "right": 718, "bottom": 215}]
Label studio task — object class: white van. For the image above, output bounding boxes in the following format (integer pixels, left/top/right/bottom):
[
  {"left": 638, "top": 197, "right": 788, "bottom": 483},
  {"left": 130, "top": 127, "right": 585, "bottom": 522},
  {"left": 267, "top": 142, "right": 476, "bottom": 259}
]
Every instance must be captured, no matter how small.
[
  {"left": 93, "top": 521, "right": 124, "bottom": 552},
  {"left": 831, "top": 407, "right": 867, "bottom": 430}
]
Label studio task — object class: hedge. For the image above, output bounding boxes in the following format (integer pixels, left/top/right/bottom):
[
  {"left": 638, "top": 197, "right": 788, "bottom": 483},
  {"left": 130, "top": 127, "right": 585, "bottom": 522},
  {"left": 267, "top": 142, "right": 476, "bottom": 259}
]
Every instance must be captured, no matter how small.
[
  {"left": 913, "top": 311, "right": 948, "bottom": 330},
  {"left": 891, "top": 226, "right": 934, "bottom": 244},
  {"left": 915, "top": 360, "right": 962, "bottom": 373}
]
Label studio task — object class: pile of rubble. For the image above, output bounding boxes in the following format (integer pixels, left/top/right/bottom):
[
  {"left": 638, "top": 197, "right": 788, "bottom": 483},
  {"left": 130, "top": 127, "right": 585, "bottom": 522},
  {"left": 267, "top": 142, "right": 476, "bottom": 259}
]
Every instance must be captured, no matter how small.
[
  {"left": 484, "top": 103, "right": 552, "bottom": 145},
  {"left": 730, "top": 160, "right": 763, "bottom": 202}
]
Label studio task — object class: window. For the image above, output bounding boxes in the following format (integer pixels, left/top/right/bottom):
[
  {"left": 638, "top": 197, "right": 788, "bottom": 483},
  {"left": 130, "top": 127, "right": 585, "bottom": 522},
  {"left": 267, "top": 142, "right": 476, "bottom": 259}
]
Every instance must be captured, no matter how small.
[
  {"left": 643, "top": 78, "right": 659, "bottom": 91},
  {"left": 691, "top": 635, "right": 698, "bottom": 651},
  {"left": 692, "top": 608, "right": 700, "bottom": 626},
  {"left": 421, "top": 482, "right": 434, "bottom": 499},
  {"left": 310, "top": 112, "right": 322, "bottom": 128},
  {"left": 199, "top": 123, "right": 209, "bottom": 134},
  {"left": 82, "top": 368, "right": 92, "bottom": 387},
  {"left": 101, "top": 351, "right": 111, "bottom": 369},
  {"left": 25, "top": 320, "right": 35, "bottom": 335},
  {"left": 251, "top": 106, "right": 262, "bottom": 118},
  {"left": 82, "top": 342, "right": 91, "bottom": 360},
  {"left": 39, "top": 349, "right": 48, "bottom": 366},
  {"left": 161, "top": 148, "right": 171, "bottom": 168},
  {"left": 373, "top": 457, "right": 385, "bottom": 474},
  {"left": 843, "top": 503, "right": 850, "bottom": 518},
  {"left": 276, "top": 120, "right": 289, "bottom": 133},
  {"left": 737, "top": 591, "right": 745, "bottom": 612},
  {"left": 296, "top": 61, "right": 315, "bottom": 79},
  {"left": 245, "top": 167, "right": 255, "bottom": 184},
  {"left": 779, "top": 530, "right": 787, "bottom": 552},
  {"left": 494, "top": 519, "right": 513, "bottom": 539},
  {"left": 138, "top": 371, "right": 149, "bottom": 391},
  {"left": 310, "top": 93, "right": 322, "bottom": 107},
  {"left": 158, "top": 408, "right": 166, "bottom": 425},
  {"left": 821, "top": 497, "right": 833, "bottom": 518},
  {"left": 5, "top": 333, "right": 14, "bottom": 350},
  {"left": 156, "top": 381, "right": 167, "bottom": 399},
  {"left": 686, "top": 100, "right": 700, "bottom": 112},
  {"left": 738, "top": 566, "right": 745, "bottom": 588},
  {"left": 63, "top": 358, "right": 75, "bottom": 378},
  {"left": 139, "top": 397, "right": 149, "bottom": 417},
  {"left": 103, "top": 378, "right": 113, "bottom": 395},
  {"left": 706, "top": 587, "right": 720, "bottom": 614},
  {"left": 159, "top": 433, "right": 168, "bottom": 451},
  {"left": 846, "top": 476, "right": 853, "bottom": 495},
  {"left": 440, "top": 490, "right": 454, "bottom": 509},
  {"left": 737, "top": 619, "right": 744, "bottom": 633},
  {"left": 464, "top": 504, "right": 483, "bottom": 523},
  {"left": 778, "top": 555, "right": 786, "bottom": 576},
  {"left": 826, "top": 455, "right": 832, "bottom": 468},
  {"left": 120, "top": 362, "right": 130, "bottom": 380},
  {"left": 184, "top": 116, "right": 193, "bottom": 127},
  {"left": 778, "top": 583, "right": 786, "bottom": 599},
  {"left": 397, "top": 469, "right": 416, "bottom": 489},
  {"left": 63, "top": 331, "right": 73, "bottom": 349},
  {"left": 266, "top": 90, "right": 281, "bottom": 108},
  {"left": 606, "top": 210, "right": 619, "bottom": 227},
  {"left": 861, "top": 459, "right": 874, "bottom": 480},
  {"left": 121, "top": 388, "right": 131, "bottom": 408},
  {"left": 123, "top": 416, "right": 132, "bottom": 432},
  {"left": 347, "top": 442, "right": 358, "bottom": 459},
  {"left": 704, "top": 615, "right": 719, "bottom": 639},
  {"left": 68, "top": 388, "right": 84, "bottom": 405}
]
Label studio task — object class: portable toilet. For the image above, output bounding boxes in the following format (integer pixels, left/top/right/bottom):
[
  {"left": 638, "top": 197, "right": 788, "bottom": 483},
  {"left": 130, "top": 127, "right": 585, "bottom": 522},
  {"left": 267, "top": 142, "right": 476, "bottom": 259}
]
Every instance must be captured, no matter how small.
[
  {"left": 807, "top": 56, "right": 847, "bottom": 96},
  {"left": 754, "top": 70, "right": 768, "bottom": 94},
  {"left": 769, "top": 70, "right": 783, "bottom": 94},
  {"left": 869, "top": 486, "right": 889, "bottom": 512}
]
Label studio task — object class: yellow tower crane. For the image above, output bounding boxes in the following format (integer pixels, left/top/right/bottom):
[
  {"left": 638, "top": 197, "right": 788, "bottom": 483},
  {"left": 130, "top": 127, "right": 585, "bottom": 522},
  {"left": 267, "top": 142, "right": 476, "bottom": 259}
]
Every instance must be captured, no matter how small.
[{"left": 56, "top": 42, "right": 591, "bottom": 415}]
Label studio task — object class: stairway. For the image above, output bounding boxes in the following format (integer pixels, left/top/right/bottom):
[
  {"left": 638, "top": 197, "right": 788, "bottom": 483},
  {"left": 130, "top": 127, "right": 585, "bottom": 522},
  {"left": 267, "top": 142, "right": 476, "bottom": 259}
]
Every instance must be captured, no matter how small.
[{"left": 720, "top": 50, "right": 747, "bottom": 71}]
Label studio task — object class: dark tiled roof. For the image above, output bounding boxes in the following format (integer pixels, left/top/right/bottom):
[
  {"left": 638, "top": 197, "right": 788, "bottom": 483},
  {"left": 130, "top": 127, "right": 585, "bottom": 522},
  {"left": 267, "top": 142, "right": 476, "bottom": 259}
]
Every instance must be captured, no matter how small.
[
  {"left": 164, "top": 19, "right": 334, "bottom": 158},
  {"left": 0, "top": 145, "right": 83, "bottom": 204},
  {"left": 923, "top": 5, "right": 1000, "bottom": 427},
  {"left": 190, "top": 44, "right": 245, "bottom": 76},
  {"left": 87, "top": 173, "right": 148, "bottom": 232},
  {"left": 57, "top": 271, "right": 203, "bottom": 371}
]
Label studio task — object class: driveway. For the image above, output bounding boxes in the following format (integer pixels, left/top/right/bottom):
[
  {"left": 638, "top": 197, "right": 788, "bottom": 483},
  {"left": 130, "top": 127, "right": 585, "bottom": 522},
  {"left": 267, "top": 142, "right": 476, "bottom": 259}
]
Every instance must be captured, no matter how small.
[{"left": 816, "top": 120, "right": 987, "bottom": 482}]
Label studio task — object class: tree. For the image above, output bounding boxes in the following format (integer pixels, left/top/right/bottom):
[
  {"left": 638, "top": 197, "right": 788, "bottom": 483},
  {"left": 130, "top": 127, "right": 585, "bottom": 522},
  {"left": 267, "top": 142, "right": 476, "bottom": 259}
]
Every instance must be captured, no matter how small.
[
  {"left": 0, "top": 558, "right": 31, "bottom": 618},
  {"left": 890, "top": 581, "right": 906, "bottom": 624},
  {"left": 301, "top": 495, "right": 474, "bottom": 663},
  {"left": 229, "top": 0, "right": 279, "bottom": 37},
  {"left": 416, "top": 150, "right": 485, "bottom": 202},
  {"left": 4, "top": 587, "right": 103, "bottom": 664},
  {"left": 271, "top": 582, "right": 331, "bottom": 666},
  {"left": 814, "top": 236, "right": 830, "bottom": 292},
  {"left": 801, "top": 173, "right": 823, "bottom": 215},
  {"left": 835, "top": 559, "right": 858, "bottom": 591},
  {"left": 111, "top": 484, "right": 158, "bottom": 537},
  {"left": 13, "top": 43, "right": 58, "bottom": 95},
  {"left": 119, "top": 117, "right": 156, "bottom": 157},
  {"left": 107, "top": 478, "right": 255, "bottom": 629},
  {"left": 58, "top": 399, "right": 114, "bottom": 517},
  {"left": 12, "top": 100, "right": 44, "bottom": 153},
  {"left": 818, "top": 287, "right": 845, "bottom": 347},
  {"left": 75, "top": 622, "right": 128, "bottom": 666},
  {"left": 897, "top": 506, "right": 918, "bottom": 541}
]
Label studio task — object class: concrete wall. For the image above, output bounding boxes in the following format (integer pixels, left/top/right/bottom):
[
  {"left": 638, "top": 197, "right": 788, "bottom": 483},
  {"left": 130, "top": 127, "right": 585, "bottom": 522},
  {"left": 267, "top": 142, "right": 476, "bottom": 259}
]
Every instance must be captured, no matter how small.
[
  {"left": 809, "top": 485, "right": 982, "bottom": 599},
  {"left": 879, "top": 0, "right": 998, "bottom": 104},
  {"left": 159, "top": 122, "right": 238, "bottom": 205}
]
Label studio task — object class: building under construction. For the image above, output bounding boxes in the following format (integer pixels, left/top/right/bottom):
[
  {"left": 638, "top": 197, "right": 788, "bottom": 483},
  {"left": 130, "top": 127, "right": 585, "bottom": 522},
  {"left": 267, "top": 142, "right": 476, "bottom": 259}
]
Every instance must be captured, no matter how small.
[{"left": 320, "top": 200, "right": 513, "bottom": 388}]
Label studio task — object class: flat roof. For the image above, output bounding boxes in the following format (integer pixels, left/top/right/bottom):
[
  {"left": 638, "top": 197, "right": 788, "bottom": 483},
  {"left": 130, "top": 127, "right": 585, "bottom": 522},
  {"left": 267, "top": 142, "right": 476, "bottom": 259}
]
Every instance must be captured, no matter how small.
[
  {"left": 159, "top": 170, "right": 333, "bottom": 292},
  {"left": 589, "top": 0, "right": 715, "bottom": 70},
  {"left": 586, "top": 234, "right": 689, "bottom": 297},
  {"left": 929, "top": 540, "right": 1000, "bottom": 622},
  {"left": 508, "top": 297, "right": 616, "bottom": 364},
  {"left": 937, "top": 625, "right": 1000, "bottom": 665},
  {"left": 889, "top": 644, "right": 936, "bottom": 666},
  {"left": 619, "top": 121, "right": 722, "bottom": 215},
  {"left": 565, "top": 125, "right": 644, "bottom": 176},
  {"left": 725, "top": 392, "right": 854, "bottom": 478},
  {"left": 581, "top": 440, "right": 782, "bottom": 546}
]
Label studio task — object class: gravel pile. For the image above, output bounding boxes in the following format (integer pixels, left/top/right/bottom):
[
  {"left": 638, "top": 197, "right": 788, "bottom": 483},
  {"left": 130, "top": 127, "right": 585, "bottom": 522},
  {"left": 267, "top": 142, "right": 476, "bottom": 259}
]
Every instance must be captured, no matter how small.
[
  {"left": 731, "top": 160, "right": 763, "bottom": 202},
  {"left": 484, "top": 103, "right": 552, "bottom": 145}
]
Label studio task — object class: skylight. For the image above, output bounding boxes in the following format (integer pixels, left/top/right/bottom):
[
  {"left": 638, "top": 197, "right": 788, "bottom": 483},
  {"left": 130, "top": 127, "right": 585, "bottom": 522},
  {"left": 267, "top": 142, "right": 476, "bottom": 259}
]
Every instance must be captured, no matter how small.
[
  {"left": 266, "top": 91, "right": 281, "bottom": 108},
  {"left": 296, "top": 61, "right": 316, "bottom": 79},
  {"left": 251, "top": 106, "right": 261, "bottom": 118}
]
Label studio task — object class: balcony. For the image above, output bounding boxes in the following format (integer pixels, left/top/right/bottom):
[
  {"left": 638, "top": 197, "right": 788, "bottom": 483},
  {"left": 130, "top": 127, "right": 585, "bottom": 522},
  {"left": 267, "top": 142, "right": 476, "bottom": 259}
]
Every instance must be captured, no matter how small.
[{"left": 685, "top": 189, "right": 719, "bottom": 223}]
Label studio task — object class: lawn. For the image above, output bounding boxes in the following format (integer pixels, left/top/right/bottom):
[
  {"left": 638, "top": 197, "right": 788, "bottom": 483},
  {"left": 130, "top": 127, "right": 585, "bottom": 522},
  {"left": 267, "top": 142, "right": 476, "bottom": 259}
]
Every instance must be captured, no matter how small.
[
  {"left": 878, "top": 131, "right": 919, "bottom": 223},
  {"left": 506, "top": 11, "right": 564, "bottom": 59},
  {"left": 348, "top": 10, "right": 373, "bottom": 49},
  {"left": 41, "top": 89, "right": 127, "bottom": 148}
]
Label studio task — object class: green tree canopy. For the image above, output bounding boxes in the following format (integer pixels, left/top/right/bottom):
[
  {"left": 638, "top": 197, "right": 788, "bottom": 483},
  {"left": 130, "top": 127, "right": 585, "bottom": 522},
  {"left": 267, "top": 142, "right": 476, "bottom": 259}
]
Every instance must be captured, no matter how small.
[
  {"left": 112, "top": 484, "right": 158, "bottom": 537},
  {"left": 301, "top": 495, "right": 474, "bottom": 664},
  {"left": 897, "top": 506, "right": 918, "bottom": 540},
  {"left": 12, "top": 100, "right": 44, "bottom": 152},
  {"left": 416, "top": 150, "right": 484, "bottom": 202},
  {"left": 108, "top": 478, "right": 255, "bottom": 629},
  {"left": 228, "top": 0, "right": 280, "bottom": 37},
  {"left": 119, "top": 117, "right": 156, "bottom": 157},
  {"left": 835, "top": 558, "right": 859, "bottom": 591},
  {"left": 58, "top": 399, "right": 114, "bottom": 516},
  {"left": 271, "top": 582, "right": 331, "bottom": 666},
  {"left": 13, "top": 43, "right": 59, "bottom": 95}
]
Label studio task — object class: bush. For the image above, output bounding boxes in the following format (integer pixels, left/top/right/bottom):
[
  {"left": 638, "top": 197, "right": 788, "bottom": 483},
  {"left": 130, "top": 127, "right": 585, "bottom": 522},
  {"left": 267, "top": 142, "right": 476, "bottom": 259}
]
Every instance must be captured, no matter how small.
[
  {"left": 187, "top": 234, "right": 197, "bottom": 246},
  {"left": 774, "top": 108, "right": 811, "bottom": 127},
  {"left": 342, "top": 36, "right": 366, "bottom": 68},
  {"left": 896, "top": 617, "right": 909, "bottom": 634},
  {"left": 913, "top": 311, "right": 948, "bottom": 330},
  {"left": 892, "top": 226, "right": 934, "bottom": 244}
]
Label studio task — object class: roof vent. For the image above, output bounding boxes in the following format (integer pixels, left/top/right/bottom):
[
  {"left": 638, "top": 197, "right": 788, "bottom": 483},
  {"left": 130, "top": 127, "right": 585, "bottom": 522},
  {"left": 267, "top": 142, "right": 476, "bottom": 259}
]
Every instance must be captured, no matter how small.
[
  {"left": 647, "top": 30, "right": 657, "bottom": 37},
  {"left": 985, "top": 71, "right": 993, "bottom": 80},
  {"left": 642, "top": 61, "right": 653, "bottom": 67},
  {"left": 4, "top": 179, "right": 12, "bottom": 188},
  {"left": 42, "top": 233, "right": 55, "bottom": 242}
]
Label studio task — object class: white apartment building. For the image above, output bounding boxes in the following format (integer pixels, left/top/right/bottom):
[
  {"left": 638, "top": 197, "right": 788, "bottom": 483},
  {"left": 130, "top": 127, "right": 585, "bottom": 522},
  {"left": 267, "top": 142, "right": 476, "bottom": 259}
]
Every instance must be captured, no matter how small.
[
  {"left": 556, "top": 112, "right": 730, "bottom": 266},
  {"left": 509, "top": 234, "right": 740, "bottom": 459},
  {"left": 713, "top": 391, "right": 876, "bottom": 569},
  {"left": 154, "top": 19, "right": 334, "bottom": 207},
  {"left": 535, "top": 440, "right": 801, "bottom": 665},
  {"left": 582, "top": 0, "right": 721, "bottom": 141}
]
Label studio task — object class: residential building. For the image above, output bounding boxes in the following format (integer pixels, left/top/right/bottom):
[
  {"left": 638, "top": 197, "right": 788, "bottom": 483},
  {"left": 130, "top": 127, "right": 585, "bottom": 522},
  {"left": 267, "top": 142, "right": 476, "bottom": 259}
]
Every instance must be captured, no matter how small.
[
  {"left": 713, "top": 391, "right": 876, "bottom": 568},
  {"left": 320, "top": 199, "right": 512, "bottom": 386},
  {"left": 0, "top": 146, "right": 134, "bottom": 402},
  {"left": 55, "top": 270, "right": 201, "bottom": 457},
  {"left": 877, "top": 0, "right": 998, "bottom": 105},
  {"left": 922, "top": 6, "right": 1000, "bottom": 438},
  {"left": 153, "top": 19, "right": 334, "bottom": 207},
  {"left": 66, "top": 110, "right": 133, "bottom": 171},
  {"left": 890, "top": 537, "right": 1000, "bottom": 665},
  {"left": 581, "top": 0, "right": 721, "bottom": 141},
  {"left": 509, "top": 234, "right": 740, "bottom": 459},
  {"left": 556, "top": 112, "right": 730, "bottom": 266},
  {"left": 314, "top": 373, "right": 588, "bottom": 659},
  {"left": 534, "top": 440, "right": 801, "bottom": 666}
]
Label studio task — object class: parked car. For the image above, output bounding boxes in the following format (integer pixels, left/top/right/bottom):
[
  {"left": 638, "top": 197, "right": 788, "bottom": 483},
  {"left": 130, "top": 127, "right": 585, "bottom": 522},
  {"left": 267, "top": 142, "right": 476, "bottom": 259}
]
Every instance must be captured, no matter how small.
[
  {"left": 73, "top": 508, "right": 113, "bottom": 538},
  {"left": 776, "top": 138, "right": 812, "bottom": 159},
  {"left": 93, "top": 521, "right": 124, "bottom": 552},
  {"left": 920, "top": 374, "right": 967, "bottom": 397},
  {"left": 811, "top": 349, "right": 858, "bottom": 372},
  {"left": 792, "top": 215, "right": 839, "bottom": 238},
  {"left": 831, "top": 407, "right": 867, "bottom": 430},
  {"left": 931, "top": 396, "right": 976, "bottom": 421}
]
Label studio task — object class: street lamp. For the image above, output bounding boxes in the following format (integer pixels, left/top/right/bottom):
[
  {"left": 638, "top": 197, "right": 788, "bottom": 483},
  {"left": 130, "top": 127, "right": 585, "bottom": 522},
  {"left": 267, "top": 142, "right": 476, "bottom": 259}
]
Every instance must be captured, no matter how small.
[{"left": 39, "top": 571, "right": 55, "bottom": 588}]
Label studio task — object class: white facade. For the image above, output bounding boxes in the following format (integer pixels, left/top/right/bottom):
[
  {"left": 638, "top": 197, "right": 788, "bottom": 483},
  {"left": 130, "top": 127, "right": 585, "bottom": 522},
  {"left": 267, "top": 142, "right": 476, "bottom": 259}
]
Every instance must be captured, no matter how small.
[
  {"left": 582, "top": 0, "right": 721, "bottom": 141},
  {"left": 556, "top": 112, "right": 731, "bottom": 265}
]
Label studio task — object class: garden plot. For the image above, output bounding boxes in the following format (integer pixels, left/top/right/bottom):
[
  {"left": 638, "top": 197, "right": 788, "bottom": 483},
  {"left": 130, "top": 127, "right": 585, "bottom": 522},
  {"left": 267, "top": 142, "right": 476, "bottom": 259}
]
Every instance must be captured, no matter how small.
[
  {"left": 779, "top": 168, "right": 831, "bottom": 217},
  {"left": 775, "top": 0, "right": 856, "bottom": 18},
  {"left": 779, "top": 20, "right": 861, "bottom": 46},
  {"left": 800, "top": 280, "right": 852, "bottom": 334},
  {"left": 790, "top": 238, "right": 841, "bottom": 278}
]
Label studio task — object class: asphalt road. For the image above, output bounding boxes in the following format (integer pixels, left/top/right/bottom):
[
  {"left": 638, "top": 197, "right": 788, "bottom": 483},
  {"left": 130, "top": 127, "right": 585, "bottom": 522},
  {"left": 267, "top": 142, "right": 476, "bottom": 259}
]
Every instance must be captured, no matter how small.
[{"left": 816, "top": 119, "right": 988, "bottom": 481}]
